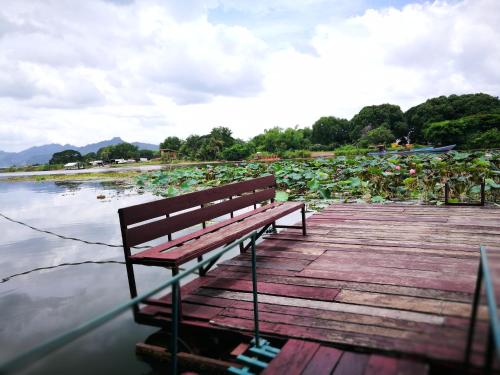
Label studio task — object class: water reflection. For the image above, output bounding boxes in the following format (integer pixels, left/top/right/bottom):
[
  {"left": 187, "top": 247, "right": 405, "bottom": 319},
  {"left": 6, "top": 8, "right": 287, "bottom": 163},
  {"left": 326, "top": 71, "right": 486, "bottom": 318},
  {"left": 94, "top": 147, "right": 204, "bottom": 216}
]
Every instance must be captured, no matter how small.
[
  {"left": 0, "top": 181, "right": 302, "bottom": 374},
  {"left": 0, "top": 181, "right": 166, "bottom": 374}
]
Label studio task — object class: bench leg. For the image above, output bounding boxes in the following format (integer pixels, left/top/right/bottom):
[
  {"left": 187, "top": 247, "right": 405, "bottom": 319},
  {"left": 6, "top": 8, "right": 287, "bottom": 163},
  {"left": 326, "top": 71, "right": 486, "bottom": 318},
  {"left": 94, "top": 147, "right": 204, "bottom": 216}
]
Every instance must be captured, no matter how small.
[
  {"left": 271, "top": 221, "right": 277, "bottom": 233},
  {"left": 172, "top": 266, "right": 182, "bottom": 320},
  {"left": 301, "top": 205, "right": 307, "bottom": 236},
  {"left": 124, "top": 260, "right": 140, "bottom": 320}
]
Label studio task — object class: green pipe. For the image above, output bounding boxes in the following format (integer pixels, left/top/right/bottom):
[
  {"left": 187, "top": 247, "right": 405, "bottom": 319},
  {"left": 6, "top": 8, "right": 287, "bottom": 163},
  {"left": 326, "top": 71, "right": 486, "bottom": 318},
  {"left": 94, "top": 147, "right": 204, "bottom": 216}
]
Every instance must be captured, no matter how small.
[{"left": 0, "top": 231, "right": 257, "bottom": 375}]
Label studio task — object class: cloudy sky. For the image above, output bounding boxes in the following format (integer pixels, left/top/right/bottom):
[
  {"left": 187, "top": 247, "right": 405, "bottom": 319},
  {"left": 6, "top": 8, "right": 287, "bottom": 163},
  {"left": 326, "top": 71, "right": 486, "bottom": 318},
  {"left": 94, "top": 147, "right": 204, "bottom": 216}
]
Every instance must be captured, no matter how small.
[{"left": 0, "top": 0, "right": 499, "bottom": 152}]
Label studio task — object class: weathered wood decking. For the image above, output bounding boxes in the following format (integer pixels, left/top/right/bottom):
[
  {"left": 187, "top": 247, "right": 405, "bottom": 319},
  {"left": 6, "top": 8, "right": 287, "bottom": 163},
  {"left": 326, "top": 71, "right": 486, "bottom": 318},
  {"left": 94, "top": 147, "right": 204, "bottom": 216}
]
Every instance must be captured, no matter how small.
[{"left": 140, "top": 204, "right": 500, "bottom": 371}]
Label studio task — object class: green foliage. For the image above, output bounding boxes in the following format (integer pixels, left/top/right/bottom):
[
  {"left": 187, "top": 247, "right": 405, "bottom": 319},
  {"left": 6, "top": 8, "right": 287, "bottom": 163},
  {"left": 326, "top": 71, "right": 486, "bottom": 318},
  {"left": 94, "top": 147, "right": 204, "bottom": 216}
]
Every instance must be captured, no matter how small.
[
  {"left": 333, "top": 145, "right": 370, "bottom": 156},
  {"left": 97, "top": 143, "right": 139, "bottom": 161},
  {"left": 221, "top": 142, "right": 254, "bottom": 161},
  {"left": 178, "top": 127, "right": 235, "bottom": 161},
  {"left": 423, "top": 113, "right": 500, "bottom": 148},
  {"left": 136, "top": 151, "right": 499, "bottom": 204},
  {"left": 279, "top": 149, "right": 311, "bottom": 159},
  {"left": 251, "top": 127, "right": 310, "bottom": 153},
  {"left": 49, "top": 150, "right": 82, "bottom": 165},
  {"left": 311, "top": 117, "right": 350, "bottom": 146},
  {"left": 139, "top": 149, "right": 156, "bottom": 159},
  {"left": 359, "top": 127, "right": 395, "bottom": 147},
  {"left": 160, "top": 136, "right": 183, "bottom": 151},
  {"left": 350, "top": 104, "right": 407, "bottom": 140},
  {"left": 406, "top": 93, "right": 500, "bottom": 142},
  {"left": 83, "top": 152, "right": 97, "bottom": 161}
]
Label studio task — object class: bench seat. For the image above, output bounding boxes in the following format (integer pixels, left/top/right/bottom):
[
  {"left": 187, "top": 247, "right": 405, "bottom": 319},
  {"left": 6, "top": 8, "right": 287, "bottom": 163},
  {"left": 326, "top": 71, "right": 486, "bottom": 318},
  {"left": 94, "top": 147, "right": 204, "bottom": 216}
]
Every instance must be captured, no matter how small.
[{"left": 130, "top": 201, "right": 304, "bottom": 267}]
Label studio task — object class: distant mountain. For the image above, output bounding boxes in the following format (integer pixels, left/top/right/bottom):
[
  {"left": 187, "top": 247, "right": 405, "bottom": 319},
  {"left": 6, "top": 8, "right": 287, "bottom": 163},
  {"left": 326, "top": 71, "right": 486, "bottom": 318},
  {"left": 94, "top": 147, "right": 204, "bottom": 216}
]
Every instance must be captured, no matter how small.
[{"left": 0, "top": 137, "right": 159, "bottom": 167}]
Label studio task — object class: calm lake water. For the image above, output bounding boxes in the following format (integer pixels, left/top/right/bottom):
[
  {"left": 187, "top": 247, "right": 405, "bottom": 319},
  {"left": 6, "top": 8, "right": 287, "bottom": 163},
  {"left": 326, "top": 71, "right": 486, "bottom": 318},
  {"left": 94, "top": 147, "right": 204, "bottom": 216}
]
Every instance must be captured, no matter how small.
[
  {"left": 0, "top": 180, "right": 301, "bottom": 374},
  {"left": 0, "top": 181, "right": 203, "bottom": 374}
]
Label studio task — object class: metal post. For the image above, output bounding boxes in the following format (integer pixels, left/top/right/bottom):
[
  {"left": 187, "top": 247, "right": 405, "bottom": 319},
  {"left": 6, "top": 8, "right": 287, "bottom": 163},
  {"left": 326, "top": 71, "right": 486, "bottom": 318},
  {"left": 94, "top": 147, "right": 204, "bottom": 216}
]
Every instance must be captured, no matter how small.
[
  {"left": 301, "top": 206, "right": 307, "bottom": 236},
  {"left": 465, "top": 258, "right": 483, "bottom": 367},
  {"left": 480, "top": 181, "right": 486, "bottom": 206},
  {"left": 445, "top": 182, "right": 449, "bottom": 204},
  {"left": 171, "top": 281, "right": 180, "bottom": 375},
  {"left": 250, "top": 233, "right": 261, "bottom": 348}
]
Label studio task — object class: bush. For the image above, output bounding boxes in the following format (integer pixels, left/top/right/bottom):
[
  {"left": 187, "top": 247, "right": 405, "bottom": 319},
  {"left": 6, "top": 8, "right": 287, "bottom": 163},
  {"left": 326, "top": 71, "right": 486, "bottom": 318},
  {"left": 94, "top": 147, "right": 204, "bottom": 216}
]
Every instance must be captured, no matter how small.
[
  {"left": 221, "top": 143, "right": 253, "bottom": 161},
  {"left": 359, "top": 127, "right": 395, "bottom": 146},
  {"left": 279, "top": 150, "right": 311, "bottom": 159},
  {"left": 334, "top": 145, "right": 370, "bottom": 156}
]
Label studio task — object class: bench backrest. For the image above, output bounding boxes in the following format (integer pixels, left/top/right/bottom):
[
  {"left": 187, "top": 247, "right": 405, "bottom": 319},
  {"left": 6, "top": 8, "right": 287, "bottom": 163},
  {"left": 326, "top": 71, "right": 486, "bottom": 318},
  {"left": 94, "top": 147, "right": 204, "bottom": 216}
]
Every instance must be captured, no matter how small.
[{"left": 118, "top": 175, "right": 276, "bottom": 248}]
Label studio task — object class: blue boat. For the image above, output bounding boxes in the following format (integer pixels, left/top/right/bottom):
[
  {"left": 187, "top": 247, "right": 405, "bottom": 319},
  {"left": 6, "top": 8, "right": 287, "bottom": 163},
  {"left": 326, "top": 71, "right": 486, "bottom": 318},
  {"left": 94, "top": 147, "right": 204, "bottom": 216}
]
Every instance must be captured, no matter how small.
[{"left": 368, "top": 144, "right": 456, "bottom": 156}]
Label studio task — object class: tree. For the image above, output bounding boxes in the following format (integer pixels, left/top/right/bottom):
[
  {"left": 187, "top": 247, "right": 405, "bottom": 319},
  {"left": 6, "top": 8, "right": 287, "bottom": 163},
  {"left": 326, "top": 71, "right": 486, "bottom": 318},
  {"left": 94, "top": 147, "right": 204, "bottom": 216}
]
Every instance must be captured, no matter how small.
[
  {"left": 311, "top": 117, "right": 351, "bottom": 146},
  {"left": 83, "top": 152, "right": 97, "bottom": 162},
  {"left": 179, "top": 135, "right": 204, "bottom": 159},
  {"left": 351, "top": 104, "right": 407, "bottom": 141},
  {"left": 221, "top": 142, "right": 253, "bottom": 161},
  {"left": 97, "top": 143, "right": 139, "bottom": 160},
  {"left": 405, "top": 93, "right": 500, "bottom": 143},
  {"left": 49, "top": 150, "right": 82, "bottom": 165},
  {"left": 359, "top": 127, "right": 395, "bottom": 147},
  {"left": 423, "top": 113, "right": 500, "bottom": 147},
  {"left": 110, "top": 143, "right": 139, "bottom": 159},
  {"left": 139, "top": 149, "right": 156, "bottom": 159},
  {"left": 251, "top": 127, "right": 309, "bottom": 153},
  {"left": 160, "top": 136, "right": 183, "bottom": 151},
  {"left": 209, "top": 127, "right": 234, "bottom": 149}
]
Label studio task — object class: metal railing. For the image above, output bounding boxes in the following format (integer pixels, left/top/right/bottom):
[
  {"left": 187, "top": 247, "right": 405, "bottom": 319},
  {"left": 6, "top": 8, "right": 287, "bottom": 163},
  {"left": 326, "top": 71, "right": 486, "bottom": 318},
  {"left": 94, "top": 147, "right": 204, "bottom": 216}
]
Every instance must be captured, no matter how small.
[
  {"left": 465, "top": 245, "right": 500, "bottom": 373},
  {"left": 0, "top": 231, "right": 261, "bottom": 375}
]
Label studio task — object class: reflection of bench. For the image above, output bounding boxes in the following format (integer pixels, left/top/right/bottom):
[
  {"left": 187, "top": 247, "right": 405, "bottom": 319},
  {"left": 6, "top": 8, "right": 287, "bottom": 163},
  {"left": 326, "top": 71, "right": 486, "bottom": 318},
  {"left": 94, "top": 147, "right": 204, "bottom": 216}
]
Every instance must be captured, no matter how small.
[{"left": 118, "top": 175, "right": 306, "bottom": 318}]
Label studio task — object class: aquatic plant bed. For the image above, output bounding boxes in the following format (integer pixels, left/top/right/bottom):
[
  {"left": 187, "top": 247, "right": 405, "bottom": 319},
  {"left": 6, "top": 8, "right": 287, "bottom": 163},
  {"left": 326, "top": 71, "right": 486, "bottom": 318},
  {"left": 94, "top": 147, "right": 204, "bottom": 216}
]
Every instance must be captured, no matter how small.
[
  {"left": 136, "top": 151, "right": 499, "bottom": 205},
  {"left": 137, "top": 204, "right": 499, "bottom": 372}
]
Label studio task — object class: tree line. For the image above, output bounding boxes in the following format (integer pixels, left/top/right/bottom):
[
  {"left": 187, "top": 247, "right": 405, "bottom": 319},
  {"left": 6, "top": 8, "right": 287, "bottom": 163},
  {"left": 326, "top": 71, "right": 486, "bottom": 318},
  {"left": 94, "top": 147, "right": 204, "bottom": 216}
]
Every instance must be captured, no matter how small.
[
  {"left": 51, "top": 93, "right": 500, "bottom": 164},
  {"left": 160, "top": 93, "right": 500, "bottom": 161}
]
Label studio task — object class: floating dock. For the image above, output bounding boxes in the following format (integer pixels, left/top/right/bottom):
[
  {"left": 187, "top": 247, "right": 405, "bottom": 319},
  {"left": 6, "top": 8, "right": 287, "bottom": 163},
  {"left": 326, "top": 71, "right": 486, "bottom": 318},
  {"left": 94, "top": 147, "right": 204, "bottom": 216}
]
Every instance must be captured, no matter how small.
[{"left": 136, "top": 204, "right": 500, "bottom": 373}]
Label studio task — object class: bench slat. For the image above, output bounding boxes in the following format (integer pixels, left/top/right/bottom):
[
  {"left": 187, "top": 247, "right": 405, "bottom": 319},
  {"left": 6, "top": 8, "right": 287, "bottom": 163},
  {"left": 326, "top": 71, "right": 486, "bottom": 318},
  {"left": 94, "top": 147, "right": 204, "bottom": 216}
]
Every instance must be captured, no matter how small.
[
  {"left": 119, "top": 175, "right": 276, "bottom": 226},
  {"left": 125, "top": 188, "right": 275, "bottom": 247},
  {"left": 130, "top": 202, "right": 282, "bottom": 258},
  {"left": 130, "top": 201, "right": 304, "bottom": 266}
]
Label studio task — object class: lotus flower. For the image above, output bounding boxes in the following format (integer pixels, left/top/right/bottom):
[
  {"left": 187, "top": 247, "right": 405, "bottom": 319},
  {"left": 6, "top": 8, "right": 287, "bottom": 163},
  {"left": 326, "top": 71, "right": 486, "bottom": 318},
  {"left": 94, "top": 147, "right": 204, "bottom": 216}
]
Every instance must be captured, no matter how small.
[
  {"left": 409, "top": 169, "right": 416, "bottom": 175},
  {"left": 395, "top": 165, "right": 401, "bottom": 170}
]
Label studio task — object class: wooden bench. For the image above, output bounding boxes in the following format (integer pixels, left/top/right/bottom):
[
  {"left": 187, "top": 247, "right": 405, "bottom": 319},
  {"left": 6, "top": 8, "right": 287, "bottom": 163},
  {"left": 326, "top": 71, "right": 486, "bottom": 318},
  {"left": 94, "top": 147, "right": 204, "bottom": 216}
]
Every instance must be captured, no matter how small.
[{"left": 118, "top": 175, "right": 306, "bottom": 319}]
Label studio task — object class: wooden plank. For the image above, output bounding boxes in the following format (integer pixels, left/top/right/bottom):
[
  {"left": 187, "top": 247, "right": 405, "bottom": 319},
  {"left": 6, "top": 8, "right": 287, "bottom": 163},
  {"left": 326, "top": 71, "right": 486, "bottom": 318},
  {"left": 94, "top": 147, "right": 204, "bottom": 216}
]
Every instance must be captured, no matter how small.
[
  {"left": 132, "top": 201, "right": 304, "bottom": 264},
  {"left": 335, "top": 290, "right": 487, "bottom": 319},
  {"left": 332, "top": 352, "right": 370, "bottom": 375},
  {"left": 395, "top": 359, "right": 429, "bottom": 375},
  {"left": 136, "top": 342, "right": 237, "bottom": 373},
  {"left": 202, "top": 278, "right": 340, "bottom": 301},
  {"left": 298, "top": 269, "right": 474, "bottom": 294},
  {"left": 261, "top": 339, "right": 320, "bottom": 375},
  {"left": 120, "top": 174, "right": 276, "bottom": 225},
  {"left": 210, "top": 315, "right": 465, "bottom": 362},
  {"left": 301, "top": 346, "right": 343, "bottom": 375},
  {"left": 364, "top": 354, "right": 399, "bottom": 375},
  {"left": 126, "top": 188, "right": 275, "bottom": 246},
  {"left": 140, "top": 301, "right": 223, "bottom": 320},
  {"left": 197, "top": 289, "right": 445, "bottom": 324},
  {"left": 131, "top": 202, "right": 277, "bottom": 258},
  {"left": 183, "top": 294, "right": 472, "bottom": 338}
]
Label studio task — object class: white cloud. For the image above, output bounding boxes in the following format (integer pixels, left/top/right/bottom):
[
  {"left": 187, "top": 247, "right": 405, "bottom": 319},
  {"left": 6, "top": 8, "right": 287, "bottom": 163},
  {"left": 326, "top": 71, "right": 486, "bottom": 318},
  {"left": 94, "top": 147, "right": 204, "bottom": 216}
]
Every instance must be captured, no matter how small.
[{"left": 0, "top": 0, "right": 499, "bottom": 151}]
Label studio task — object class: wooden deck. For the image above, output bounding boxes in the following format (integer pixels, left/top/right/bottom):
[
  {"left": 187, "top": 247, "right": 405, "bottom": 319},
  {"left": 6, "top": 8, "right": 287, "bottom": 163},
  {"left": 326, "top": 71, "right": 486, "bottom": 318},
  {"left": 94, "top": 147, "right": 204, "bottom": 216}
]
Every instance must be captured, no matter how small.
[
  {"left": 261, "top": 338, "right": 428, "bottom": 375},
  {"left": 140, "top": 204, "right": 500, "bottom": 372}
]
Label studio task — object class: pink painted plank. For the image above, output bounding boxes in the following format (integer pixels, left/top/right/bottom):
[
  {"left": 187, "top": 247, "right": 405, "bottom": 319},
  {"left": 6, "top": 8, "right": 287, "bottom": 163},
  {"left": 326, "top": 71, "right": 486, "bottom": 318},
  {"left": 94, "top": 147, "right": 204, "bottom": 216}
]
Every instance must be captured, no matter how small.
[
  {"left": 364, "top": 355, "right": 398, "bottom": 375},
  {"left": 332, "top": 352, "right": 370, "bottom": 375},
  {"left": 261, "top": 339, "right": 320, "bottom": 375},
  {"left": 296, "top": 346, "right": 343, "bottom": 375},
  {"left": 299, "top": 269, "right": 475, "bottom": 293},
  {"left": 202, "top": 278, "right": 340, "bottom": 301}
]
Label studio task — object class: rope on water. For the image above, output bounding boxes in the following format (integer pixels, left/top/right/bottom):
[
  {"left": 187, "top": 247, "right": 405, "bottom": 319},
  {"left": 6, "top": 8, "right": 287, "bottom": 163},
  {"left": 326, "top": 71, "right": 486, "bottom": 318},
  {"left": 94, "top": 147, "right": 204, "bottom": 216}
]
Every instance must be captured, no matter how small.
[{"left": 0, "top": 212, "right": 149, "bottom": 249}]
